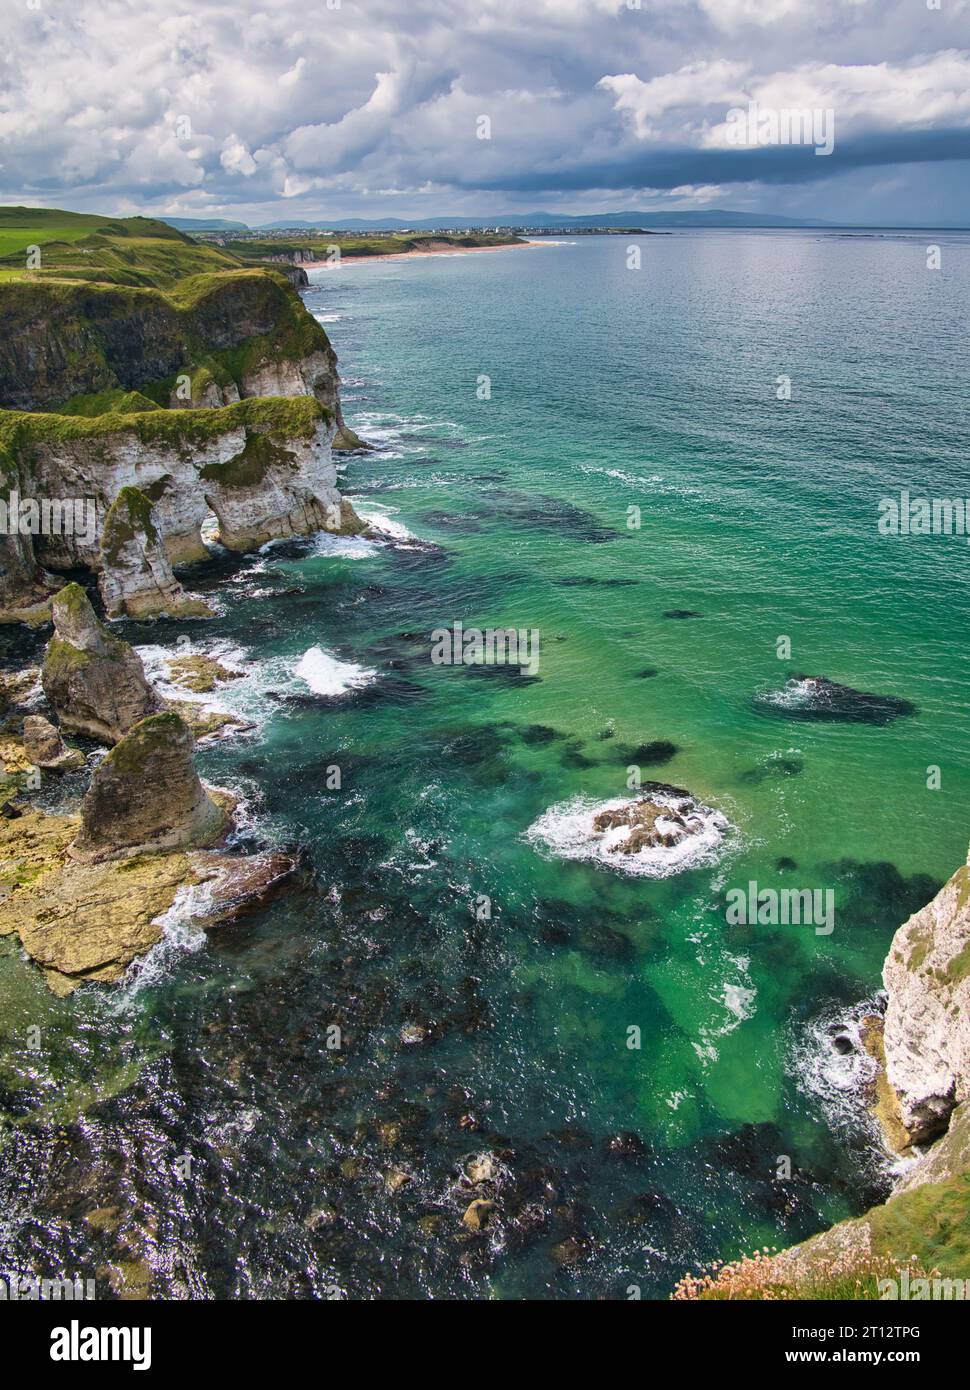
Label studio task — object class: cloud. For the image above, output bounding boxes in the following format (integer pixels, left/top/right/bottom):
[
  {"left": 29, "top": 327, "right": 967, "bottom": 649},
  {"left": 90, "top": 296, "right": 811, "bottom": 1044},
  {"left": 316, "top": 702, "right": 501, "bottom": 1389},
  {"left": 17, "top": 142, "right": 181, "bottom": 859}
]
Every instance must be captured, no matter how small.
[
  {"left": 220, "top": 135, "right": 257, "bottom": 177},
  {"left": 0, "top": 0, "right": 968, "bottom": 222}
]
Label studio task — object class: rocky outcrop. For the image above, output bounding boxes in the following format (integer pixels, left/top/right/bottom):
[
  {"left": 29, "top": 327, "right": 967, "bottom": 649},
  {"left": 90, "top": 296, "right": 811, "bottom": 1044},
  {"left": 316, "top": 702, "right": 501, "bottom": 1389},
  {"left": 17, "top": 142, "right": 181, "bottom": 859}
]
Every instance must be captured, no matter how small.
[
  {"left": 98, "top": 487, "right": 213, "bottom": 619},
  {"left": 881, "top": 852, "right": 970, "bottom": 1145},
  {"left": 22, "top": 714, "right": 84, "bottom": 772},
  {"left": 594, "top": 795, "right": 707, "bottom": 854},
  {"left": 678, "top": 844, "right": 970, "bottom": 1296},
  {"left": 70, "top": 712, "right": 229, "bottom": 862},
  {"left": 41, "top": 583, "right": 162, "bottom": 743},
  {"left": 0, "top": 805, "right": 295, "bottom": 994}
]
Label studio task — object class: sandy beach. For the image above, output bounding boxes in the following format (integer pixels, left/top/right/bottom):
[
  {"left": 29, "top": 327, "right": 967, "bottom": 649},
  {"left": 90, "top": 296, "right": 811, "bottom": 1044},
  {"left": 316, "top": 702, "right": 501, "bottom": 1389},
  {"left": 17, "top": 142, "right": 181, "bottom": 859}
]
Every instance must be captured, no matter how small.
[{"left": 301, "top": 238, "right": 553, "bottom": 269}]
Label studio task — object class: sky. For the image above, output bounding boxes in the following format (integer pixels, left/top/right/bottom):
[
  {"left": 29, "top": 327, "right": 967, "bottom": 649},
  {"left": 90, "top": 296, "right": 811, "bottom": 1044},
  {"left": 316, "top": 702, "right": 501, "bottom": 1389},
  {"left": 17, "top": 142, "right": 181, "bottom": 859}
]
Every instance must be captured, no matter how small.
[{"left": 2, "top": 0, "right": 970, "bottom": 225}]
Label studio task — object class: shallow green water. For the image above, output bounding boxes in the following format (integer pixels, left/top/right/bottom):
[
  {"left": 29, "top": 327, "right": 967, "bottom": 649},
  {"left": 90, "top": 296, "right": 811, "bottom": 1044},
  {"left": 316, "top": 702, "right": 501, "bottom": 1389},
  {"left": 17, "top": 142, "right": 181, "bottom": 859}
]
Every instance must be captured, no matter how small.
[{"left": 2, "top": 230, "right": 969, "bottom": 1298}]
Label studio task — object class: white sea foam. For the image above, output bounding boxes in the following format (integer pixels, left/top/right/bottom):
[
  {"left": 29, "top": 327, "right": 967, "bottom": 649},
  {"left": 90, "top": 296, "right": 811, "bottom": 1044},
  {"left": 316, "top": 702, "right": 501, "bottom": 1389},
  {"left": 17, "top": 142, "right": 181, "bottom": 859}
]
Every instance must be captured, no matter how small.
[
  {"left": 525, "top": 791, "right": 729, "bottom": 878},
  {"left": 789, "top": 997, "right": 892, "bottom": 1172},
  {"left": 294, "top": 645, "right": 376, "bottom": 696},
  {"left": 760, "top": 678, "right": 817, "bottom": 710},
  {"left": 311, "top": 530, "right": 380, "bottom": 559},
  {"left": 114, "top": 880, "right": 217, "bottom": 1003}
]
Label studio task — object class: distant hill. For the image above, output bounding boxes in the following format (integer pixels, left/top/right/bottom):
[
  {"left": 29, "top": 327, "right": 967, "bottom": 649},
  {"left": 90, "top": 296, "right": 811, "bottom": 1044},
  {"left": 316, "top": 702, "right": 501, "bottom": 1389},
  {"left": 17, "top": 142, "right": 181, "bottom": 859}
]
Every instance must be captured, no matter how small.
[{"left": 162, "top": 216, "right": 249, "bottom": 232}]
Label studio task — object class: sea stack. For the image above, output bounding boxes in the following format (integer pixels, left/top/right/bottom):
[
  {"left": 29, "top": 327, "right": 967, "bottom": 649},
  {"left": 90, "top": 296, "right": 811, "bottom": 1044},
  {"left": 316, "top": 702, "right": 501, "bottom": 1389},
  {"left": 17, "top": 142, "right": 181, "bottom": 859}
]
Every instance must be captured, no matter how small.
[
  {"left": 98, "top": 486, "right": 214, "bottom": 620},
  {"left": 41, "top": 583, "right": 162, "bottom": 743},
  {"left": 70, "top": 711, "right": 230, "bottom": 862}
]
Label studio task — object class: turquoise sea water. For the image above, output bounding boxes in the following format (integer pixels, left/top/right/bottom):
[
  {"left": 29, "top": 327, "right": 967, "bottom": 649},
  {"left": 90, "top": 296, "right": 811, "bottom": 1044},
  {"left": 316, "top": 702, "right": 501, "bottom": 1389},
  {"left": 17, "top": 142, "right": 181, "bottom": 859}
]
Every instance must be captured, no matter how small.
[{"left": 2, "top": 229, "right": 970, "bottom": 1298}]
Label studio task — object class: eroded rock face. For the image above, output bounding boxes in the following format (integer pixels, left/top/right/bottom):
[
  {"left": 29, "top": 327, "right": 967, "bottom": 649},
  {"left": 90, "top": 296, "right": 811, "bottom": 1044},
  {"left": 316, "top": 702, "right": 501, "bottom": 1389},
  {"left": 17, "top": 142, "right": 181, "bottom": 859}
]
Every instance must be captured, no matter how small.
[
  {"left": 882, "top": 851, "right": 970, "bottom": 1145},
  {"left": 70, "top": 711, "right": 229, "bottom": 862},
  {"left": 98, "top": 487, "right": 213, "bottom": 620},
  {"left": 41, "top": 584, "right": 161, "bottom": 744},
  {"left": 22, "top": 714, "right": 84, "bottom": 772}
]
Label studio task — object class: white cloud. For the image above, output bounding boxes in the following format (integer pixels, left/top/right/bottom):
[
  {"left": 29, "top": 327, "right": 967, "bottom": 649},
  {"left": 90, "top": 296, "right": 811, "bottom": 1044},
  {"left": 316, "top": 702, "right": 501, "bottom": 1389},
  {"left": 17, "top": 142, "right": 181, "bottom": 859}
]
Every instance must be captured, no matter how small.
[{"left": 220, "top": 135, "right": 258, "bottom": 177}]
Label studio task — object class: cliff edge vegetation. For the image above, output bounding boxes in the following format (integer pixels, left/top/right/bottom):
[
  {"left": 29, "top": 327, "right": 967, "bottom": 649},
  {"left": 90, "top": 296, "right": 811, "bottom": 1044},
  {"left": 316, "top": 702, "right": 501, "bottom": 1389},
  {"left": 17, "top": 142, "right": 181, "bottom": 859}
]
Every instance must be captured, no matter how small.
[{"left": 0, "top": 206, "right": 366, "bottom": 621}]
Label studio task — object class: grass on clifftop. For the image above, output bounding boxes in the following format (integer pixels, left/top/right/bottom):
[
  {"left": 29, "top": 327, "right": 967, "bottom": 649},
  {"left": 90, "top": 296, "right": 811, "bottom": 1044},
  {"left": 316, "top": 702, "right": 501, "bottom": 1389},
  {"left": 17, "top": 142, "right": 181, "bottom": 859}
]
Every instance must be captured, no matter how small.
[
  {"left": 0, "top": 396, "right": 327, "bottom": 466},
  {"left": 0, "top": 208, "right": 244, "bottom": 288}
]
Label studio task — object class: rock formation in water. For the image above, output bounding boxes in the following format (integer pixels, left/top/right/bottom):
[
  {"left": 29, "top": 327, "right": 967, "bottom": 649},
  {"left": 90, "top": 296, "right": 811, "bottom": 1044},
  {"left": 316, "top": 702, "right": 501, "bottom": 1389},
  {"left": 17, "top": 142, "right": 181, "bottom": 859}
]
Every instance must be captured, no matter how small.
[
  {"left": 41, "top": 583, "right": 162, "bottom": 743},
  {"left": 0, "top": 703, "right": 291, "bottom": 992},
  {"left": 594, "top": 794, "right": 705, "bottom": 854},
  {"left": 70, "top": 711, "right": 229, "bottom": 861},
  {"left": 758, "top": 673, "right": 917, "bottom": 725}
]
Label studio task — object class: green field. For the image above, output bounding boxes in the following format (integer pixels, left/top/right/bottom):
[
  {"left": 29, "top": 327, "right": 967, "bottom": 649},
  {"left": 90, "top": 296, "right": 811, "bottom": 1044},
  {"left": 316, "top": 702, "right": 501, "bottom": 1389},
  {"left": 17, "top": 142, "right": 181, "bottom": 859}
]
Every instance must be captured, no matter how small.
[{"left": 0, "top": 206, "right": 246, "bottom": 288}]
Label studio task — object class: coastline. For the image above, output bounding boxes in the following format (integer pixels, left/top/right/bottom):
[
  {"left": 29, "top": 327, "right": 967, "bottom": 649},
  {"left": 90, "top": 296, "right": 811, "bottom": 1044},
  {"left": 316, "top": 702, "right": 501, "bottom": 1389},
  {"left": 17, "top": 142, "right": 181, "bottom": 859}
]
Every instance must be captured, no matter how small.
[{"left": 301, "top": 239, "right": 552, "bottom": 269}]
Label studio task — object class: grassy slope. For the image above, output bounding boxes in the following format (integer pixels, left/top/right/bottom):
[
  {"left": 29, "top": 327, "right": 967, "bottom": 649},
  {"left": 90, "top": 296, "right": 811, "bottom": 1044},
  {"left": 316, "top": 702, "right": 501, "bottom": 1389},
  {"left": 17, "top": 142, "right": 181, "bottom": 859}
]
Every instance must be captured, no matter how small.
[
  {"left": 0, "top": 208, "right": 246, "bottom": 288},
  {"left": 0, "top": 209, "right": 333, "bottom": 421}
]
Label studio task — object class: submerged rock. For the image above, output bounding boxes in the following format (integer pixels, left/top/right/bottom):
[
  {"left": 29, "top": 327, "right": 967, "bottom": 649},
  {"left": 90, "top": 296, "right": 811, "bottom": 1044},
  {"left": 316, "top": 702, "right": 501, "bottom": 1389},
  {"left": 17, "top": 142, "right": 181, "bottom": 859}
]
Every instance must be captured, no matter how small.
[
  {"left": 757, "top": 674, "right": 917, "bottom": 725},
  {"left": 98, "top": 486, "right": 214, "bottom": 620},
  {"left": 41, "top": 584, "right": 162, "bottom": 744},
  {"left": 70, "top": 712, "right": 230, "bottom": 862},
  {"left": 21, "top": 714, "right": 84, "bottom": 772},
  {"left": 462, "top": 1199, "right": 495, "bottom": 1231}
]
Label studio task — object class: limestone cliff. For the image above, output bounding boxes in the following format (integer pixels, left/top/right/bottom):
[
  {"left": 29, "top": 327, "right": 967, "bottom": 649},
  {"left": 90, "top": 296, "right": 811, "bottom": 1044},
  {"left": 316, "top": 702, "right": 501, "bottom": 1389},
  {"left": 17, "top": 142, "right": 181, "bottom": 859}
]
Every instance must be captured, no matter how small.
[
  {"left": 1, "top": 394, "right": 358, "bottom": 620},
  {"left": 99, "top": 486, "right": 212, "bottom": 619},
  {"left": 881, "top": 854, "right": 970, "bottom": 1144},
  {"left": 0, "top": 222, "right": 367, "bottom": 620}
]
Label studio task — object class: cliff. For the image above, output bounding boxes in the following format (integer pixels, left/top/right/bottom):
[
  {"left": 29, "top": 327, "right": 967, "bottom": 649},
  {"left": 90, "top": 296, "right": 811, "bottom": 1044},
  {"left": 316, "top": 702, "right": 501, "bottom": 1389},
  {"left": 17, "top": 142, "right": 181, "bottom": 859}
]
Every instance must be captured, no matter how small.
[
  {"left": 0, "top": 209, "right": 365, "bottom": 620},
  {"left": 676, "top": 848, "right": 970, "bottom": 1297}
]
